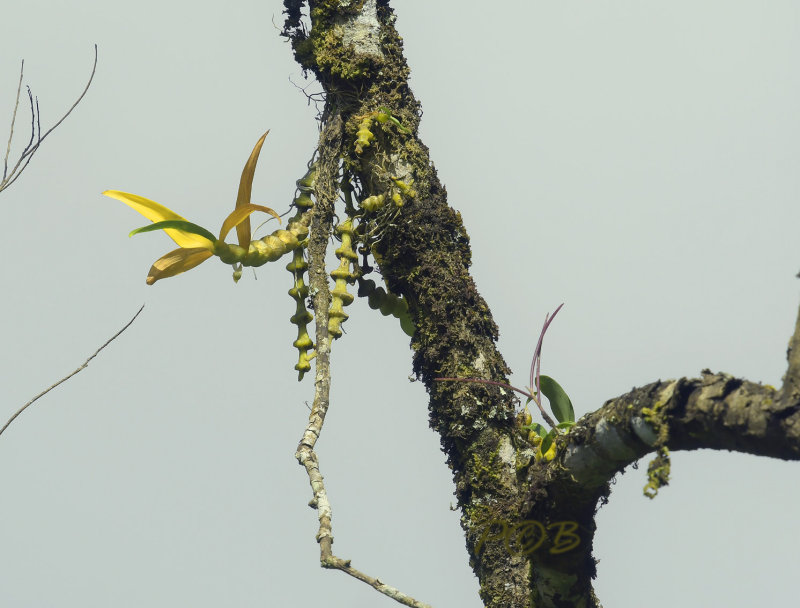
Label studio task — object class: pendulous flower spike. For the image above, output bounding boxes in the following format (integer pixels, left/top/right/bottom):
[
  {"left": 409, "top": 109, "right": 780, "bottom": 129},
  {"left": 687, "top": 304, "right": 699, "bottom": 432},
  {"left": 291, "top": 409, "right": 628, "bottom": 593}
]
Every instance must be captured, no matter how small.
[{"left": 328, "top": 218, "right": 359, "bottom": 339}]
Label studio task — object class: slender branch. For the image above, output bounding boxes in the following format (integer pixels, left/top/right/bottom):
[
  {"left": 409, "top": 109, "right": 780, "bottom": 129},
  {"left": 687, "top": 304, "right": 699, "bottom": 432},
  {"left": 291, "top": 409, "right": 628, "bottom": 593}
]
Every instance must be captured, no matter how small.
[
  {"left": 295, "top": 109, "right": 338, "bottom": 562},
  {"left": 0, "top": 44, "right": 98, "bottom": 194},
  {"left": 0, "top": 304, "right": 145, "bottom": 439},
  {"left": 2, "top": 59, "right": 24, "bottom": 180},
  {"left": 321, "top": 559, "right": 432, "bottom": 608},
  {"left": 5, "top": 88, "right": 40, "bottom": 190}
]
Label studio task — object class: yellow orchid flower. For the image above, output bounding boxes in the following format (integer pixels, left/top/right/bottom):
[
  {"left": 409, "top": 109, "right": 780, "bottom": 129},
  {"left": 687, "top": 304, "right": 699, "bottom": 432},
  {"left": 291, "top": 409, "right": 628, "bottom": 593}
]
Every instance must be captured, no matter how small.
[{"left": 104, "top": 131, "right": 303, "bottom": 285}]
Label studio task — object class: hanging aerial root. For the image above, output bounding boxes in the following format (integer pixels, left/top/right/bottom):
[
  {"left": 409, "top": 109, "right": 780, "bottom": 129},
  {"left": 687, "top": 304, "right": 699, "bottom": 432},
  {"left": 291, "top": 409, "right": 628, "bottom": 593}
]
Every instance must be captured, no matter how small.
[{"left": 328, "top": 218, "right": 359, "bottom": 338}]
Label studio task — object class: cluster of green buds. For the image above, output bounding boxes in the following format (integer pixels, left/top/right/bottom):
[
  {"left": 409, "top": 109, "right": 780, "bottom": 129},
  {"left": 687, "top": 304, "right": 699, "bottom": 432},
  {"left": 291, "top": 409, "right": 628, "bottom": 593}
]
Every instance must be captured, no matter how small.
[
  {"left": 357, "top": 177, "right": 416, "bottom": 213},
  {"left": 354, "top": 115, "right": 376, "bottom": 155},
  {"left": 389, "top": 176, "right": 416, "bottom": 207},
  {"left": 354, "top": 106, "right": 411, "bottom": 155}
]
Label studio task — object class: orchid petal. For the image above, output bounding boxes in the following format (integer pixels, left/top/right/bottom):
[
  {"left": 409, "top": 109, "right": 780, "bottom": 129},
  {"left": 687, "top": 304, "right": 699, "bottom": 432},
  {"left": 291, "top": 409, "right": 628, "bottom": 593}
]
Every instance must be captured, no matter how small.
[
  {"left": 103, "top": 190, "right": 210, "bottom": 249},
  {"left": 130, "top": 220, "right": 217, "bottom": 249},
  {"left": 234, "top": 131, "right": 270, "bottom": 248},
  {"left": 218, "top": 203, "right": 280, "bottom": 243},
  {"left": 145, "top": 247, "right": 213, "bottom": 285}
]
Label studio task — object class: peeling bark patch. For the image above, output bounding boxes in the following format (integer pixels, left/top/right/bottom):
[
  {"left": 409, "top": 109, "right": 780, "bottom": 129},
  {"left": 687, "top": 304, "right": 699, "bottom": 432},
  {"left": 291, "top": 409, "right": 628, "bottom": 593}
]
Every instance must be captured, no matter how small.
[
  {"left": 593, "top": 418, "right": 638, "bottom": 460},
  {"left": 631, "top": 416, "right": 658, "bottom": 445}
]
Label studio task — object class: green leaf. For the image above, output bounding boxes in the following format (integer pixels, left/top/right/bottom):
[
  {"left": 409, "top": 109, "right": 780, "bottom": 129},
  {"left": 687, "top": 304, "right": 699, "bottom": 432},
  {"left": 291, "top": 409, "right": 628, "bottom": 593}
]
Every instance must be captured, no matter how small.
[
  {"left": 539, "top": 428, "right": 559, "bottom": 455},
  {"left": 129, "top": 220, "right": 217, "bottom": 244},
  {"left": 556, "top": 421, "right": 576, "bottom": 430},
  {"left": 539, "top": 375, "right": 575, "bottom": 424},
  {"left": 526, "top": 422, "right": 547, "bottom": 439}
]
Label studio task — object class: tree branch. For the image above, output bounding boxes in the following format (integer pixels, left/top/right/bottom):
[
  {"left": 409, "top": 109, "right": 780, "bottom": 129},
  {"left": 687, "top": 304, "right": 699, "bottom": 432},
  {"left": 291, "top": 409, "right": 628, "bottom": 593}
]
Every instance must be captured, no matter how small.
[
  {"left": 282, "top": 2, "right": 532, "bottom": 606},
  {"left": 517, "top": 301, "right": 800, "bottom": 603},
  {"left": 282, "top": 2, "right": 800, "bottom": 606},
  {"left": 0, "top": 304, "right": 144, "bottom": 439},
  {"left": 2, "top": 59, "right": 25, "bottom": 180}
]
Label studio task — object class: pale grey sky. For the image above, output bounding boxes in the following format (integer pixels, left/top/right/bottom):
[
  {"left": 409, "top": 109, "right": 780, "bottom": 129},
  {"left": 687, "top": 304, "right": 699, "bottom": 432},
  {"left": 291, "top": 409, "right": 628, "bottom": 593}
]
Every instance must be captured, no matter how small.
[{"left": 1, "top": 2, "right": 799, "bottom": 607}]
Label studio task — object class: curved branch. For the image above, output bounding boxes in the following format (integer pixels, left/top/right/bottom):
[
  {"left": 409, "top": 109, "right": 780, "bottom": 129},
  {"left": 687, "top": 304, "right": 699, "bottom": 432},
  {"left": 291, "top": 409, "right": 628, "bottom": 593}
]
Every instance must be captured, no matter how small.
[
  {"left": 520, "top": 302, "right": 800, "bottom": 604},
  {"left": 564, "top": 373, "right": 796, "bottom": 491},
  {"left": 0, "top": 305, "right": 144, "bottom": 439}
]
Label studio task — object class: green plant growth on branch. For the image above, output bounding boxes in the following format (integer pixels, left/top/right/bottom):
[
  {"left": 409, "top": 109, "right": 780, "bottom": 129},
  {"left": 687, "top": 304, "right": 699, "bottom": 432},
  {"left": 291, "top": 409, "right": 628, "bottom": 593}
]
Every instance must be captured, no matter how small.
[{"left": 101, "top": 2, "right": 800, "bottom": 608}]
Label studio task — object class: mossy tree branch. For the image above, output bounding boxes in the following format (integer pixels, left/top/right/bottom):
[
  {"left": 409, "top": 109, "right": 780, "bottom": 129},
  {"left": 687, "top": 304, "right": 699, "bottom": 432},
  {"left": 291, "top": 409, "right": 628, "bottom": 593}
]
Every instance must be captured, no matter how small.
[{"left": 281, "top": 2, "right": 800, "bottom": 607}]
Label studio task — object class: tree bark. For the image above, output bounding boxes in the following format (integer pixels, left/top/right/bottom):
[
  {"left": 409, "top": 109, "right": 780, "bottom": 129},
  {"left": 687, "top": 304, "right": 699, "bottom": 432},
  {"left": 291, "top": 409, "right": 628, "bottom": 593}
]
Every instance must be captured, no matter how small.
[{"left": 281, "top": 2, "right": 800, "bottom": 606}]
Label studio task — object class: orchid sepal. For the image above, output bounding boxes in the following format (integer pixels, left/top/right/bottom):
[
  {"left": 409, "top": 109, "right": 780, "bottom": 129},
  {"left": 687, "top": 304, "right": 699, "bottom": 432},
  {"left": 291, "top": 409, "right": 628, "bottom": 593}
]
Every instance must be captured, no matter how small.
[
  {"left": 145, "top": 247, "right": 214, "bottom": 285},
  {"left": 102, "top": 190, "right": 210, "bottom": 249}
]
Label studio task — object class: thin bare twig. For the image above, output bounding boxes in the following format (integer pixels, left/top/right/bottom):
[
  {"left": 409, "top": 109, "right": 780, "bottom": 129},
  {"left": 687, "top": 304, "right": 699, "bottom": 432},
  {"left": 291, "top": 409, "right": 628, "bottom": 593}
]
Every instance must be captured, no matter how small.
[
  {"left": 2, "top": 60, "right": 24, "bottom": 179},
  {"left": 0, "top": 304, "right": 144, "bottom": 439},
  {"left": 0, "top": 44, "right": 98, "bottom": 194},
  {"left": 321, "top": 557, "right": 433, "bottom": 608}
]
